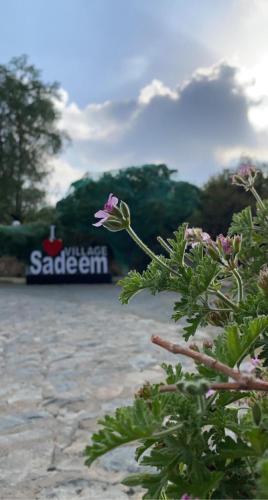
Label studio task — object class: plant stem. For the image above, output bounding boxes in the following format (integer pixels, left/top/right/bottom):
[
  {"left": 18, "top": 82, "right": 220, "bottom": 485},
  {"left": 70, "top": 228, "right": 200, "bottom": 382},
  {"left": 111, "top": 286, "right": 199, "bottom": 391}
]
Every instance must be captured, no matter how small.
[
  {"left": 153, "top": 422, "right": 182, "bottom": 438},
  {"left": 232, "top": 268, "right": 244, "bottom": 302},
  {"left": 157, "top": 236, "right": 173, "bottom": 255},
  {"left": 126, "top": 226, "right": 180, "bottom": 276},
  {"left": 208, "top": 288, "right": 238, "bottom": 311},
  {"left": 250, "top": 186, "right": 266, "bottom": 211}
]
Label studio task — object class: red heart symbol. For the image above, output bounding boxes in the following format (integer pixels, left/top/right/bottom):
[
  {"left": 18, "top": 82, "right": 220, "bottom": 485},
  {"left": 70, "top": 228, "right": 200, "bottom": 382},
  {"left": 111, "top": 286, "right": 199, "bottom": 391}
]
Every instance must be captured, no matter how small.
[{"left": 42, "top": 239, "right": 63, "bottom": 257}]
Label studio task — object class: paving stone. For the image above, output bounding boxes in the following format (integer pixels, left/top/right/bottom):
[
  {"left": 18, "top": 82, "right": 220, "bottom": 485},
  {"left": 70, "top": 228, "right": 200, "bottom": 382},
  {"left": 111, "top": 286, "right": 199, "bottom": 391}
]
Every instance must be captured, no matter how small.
[{"left": 0, "top": 283, "right": 211, "bottom": 499}]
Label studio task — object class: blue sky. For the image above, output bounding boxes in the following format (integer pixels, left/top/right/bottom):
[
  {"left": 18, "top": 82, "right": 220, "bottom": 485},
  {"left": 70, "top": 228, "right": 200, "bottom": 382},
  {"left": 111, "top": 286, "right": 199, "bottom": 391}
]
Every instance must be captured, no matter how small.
[
  {"left": 1, "top": 0, "right": 225, "bottom": 103},
  {"left": 1, "top": 0, "right": 268, "bottom": 200}
]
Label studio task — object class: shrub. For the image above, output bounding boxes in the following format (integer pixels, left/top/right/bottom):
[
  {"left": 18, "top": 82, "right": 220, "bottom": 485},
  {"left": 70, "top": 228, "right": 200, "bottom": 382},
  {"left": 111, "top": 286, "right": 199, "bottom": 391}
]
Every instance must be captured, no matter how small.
[{"left": 86, "top": 161, "right": 268, "bottom": 498}]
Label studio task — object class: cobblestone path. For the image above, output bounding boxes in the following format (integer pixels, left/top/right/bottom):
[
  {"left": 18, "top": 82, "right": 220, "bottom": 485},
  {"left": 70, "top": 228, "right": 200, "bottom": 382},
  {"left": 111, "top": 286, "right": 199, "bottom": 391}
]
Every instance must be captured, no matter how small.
[{"left": 0, "top": 284, "right": 210, "bottom": 499}]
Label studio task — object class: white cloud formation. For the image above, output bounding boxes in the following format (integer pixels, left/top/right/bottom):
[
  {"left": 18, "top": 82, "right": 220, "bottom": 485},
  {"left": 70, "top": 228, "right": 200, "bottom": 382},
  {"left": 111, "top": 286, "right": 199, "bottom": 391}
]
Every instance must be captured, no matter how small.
[
  {"left": 51, "top": 59, "right": 268, "bottom": 200},
  {"left": 138, "top": 79, "right": 177, "bottom": 104},
  {"left": 47, "top": 158, "right": 85, "bottom": 204}
]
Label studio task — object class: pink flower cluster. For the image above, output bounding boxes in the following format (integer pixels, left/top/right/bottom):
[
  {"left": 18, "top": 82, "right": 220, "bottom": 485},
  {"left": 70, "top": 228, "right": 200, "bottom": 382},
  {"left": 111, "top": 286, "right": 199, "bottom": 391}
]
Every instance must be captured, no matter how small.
[
  {"left": 185, "top": 228, "right": 211, "bottom": 247},
  {"left": 237, "top": 163, "right": 256, "bottom": 178},
  {"left": 231, "top": 162, "right": 257, "bottom": 186},
  {"left": 217, "top": 234, "right": 233, "bottom": 255}
]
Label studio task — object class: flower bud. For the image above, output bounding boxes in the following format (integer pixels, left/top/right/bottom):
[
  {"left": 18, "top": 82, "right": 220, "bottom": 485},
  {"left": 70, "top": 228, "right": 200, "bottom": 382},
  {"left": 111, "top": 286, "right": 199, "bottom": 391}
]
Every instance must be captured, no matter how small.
[
  {"left": 103, "top": 216, "right": 128, "bottom": 232},
  {"left": 218, "top": 234, "right": 233, "bottom": 255},
  {"left": 258, "top": 267, "right": 268, "bottom": 296},
  {"left": 120, "top": 200, "right": 131, "bottom": 222},
  {"left": 252, "top": 402, "right": 262, "bottom": 426},
  {"left": 233, "top": 235, "right": 242, "bottom": 254},
  {"left": 231, "top": 162, "right": 258, "bottom": 188},
  {"left": 238, "top": 163, "right": 256, "bottom": 178},
  {"left": 177, "top": 379, "right": 210, "bottom": 395},
  {"left": 207, "top": 243, "right": 221, "bottom": 262}
]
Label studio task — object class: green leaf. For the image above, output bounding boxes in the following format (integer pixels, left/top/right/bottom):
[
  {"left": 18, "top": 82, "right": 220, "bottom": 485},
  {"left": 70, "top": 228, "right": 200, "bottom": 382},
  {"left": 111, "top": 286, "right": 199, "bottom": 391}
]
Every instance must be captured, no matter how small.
[
  {"left": 118, "top": 259, "right": 179, "bottom": 304},
  {"left": 168, "top": 223, "right": 187, "bottom": 267},
  {"left": 188, "top": 255, "right": 219, "bottom": 300},
  {"left": 161, "top": 363, "right": 182, "bottom": 384},
  {"left": 123, "top": 472, "right": 169, "bottom": 499},
  {"left": 220, "top": 439, "right": 256, "bottom": 459},
  {"left": 229, "top": 206, "right": 253, "bottom": 236},
  {"left": 257, "top": 458, "right": 268, "bottom": 499},
  {"left": 85, "top": 398, "right": 169, "bottom": 466},
  {"left": 246, "top": 428, "right": 268, "bottom": 455},
  {"left": 214, "top": 316, "right": 268, "bottom": 368}
]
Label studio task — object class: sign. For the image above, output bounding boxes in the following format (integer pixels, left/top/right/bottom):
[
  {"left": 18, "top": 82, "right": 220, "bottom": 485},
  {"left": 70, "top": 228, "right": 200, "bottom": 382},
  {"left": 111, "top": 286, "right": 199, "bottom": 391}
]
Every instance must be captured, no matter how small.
[{"left": 26, "top": 226, "right": 112, "bottom": 284}]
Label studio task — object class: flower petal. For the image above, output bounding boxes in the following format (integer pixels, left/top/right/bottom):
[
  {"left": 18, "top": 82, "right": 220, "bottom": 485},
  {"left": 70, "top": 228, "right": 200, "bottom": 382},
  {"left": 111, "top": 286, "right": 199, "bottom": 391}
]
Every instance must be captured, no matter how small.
[
  {"left": 94, "top": 210, "right": 108, "bottom": 218},
  {"left": 110, "top": 195, "right": 119, "bottom": 207},
  {"left": 93, "top": 218, "right": 106, "bottom": 227}
]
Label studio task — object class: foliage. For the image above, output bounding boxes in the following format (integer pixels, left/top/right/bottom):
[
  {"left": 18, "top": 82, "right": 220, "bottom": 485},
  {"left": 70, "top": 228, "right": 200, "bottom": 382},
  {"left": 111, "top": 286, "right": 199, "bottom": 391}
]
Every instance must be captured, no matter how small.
[
  {"left": 85, "top": 163, "right": 268, "bottom": 499},
  {"left": 0, "top": 55, "right": 67, "bottom": 223},
  {"left": 0, "top": 223, "right": 51, "bottom": 260}
]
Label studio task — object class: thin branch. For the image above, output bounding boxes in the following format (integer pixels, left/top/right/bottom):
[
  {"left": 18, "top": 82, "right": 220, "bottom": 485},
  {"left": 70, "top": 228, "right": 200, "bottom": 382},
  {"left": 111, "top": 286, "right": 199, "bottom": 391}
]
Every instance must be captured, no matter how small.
[
  {"left": 151, "top": 335, "right": 248, "bottom": 382},
  {"left": 159, "top": 380, "right": 268, "bottom": 393}
]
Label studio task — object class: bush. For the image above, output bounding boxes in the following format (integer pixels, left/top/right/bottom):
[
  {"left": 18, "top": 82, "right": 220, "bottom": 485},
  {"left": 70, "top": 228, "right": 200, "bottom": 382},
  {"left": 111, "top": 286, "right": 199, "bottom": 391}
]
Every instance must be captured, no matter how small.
[
  {"left": 85, "top": 162, "right": 268, "bottom": 499},
  {"left": 0, "top": 223, "right": 50, "bottom": 260}
]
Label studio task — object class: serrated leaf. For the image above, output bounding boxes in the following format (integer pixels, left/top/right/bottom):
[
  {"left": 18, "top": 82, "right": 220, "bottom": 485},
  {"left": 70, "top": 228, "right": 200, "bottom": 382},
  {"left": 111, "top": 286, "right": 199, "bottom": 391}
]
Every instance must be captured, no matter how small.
[
  {"left": 257, "top": 458, "right": 268, "bottom": 499},
  {"left": 85, "top": 397, "right": 172, "bottom": 467},
  {"left": 229, "top": 206, "right": 253, "bottom": 236},
  {"left": 214, "top": 316, "right": 268, "bottom": 368}
]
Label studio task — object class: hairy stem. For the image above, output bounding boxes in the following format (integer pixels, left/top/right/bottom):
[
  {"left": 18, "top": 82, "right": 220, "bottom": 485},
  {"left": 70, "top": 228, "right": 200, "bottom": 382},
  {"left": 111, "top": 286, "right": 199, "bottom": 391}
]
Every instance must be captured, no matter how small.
[
  {"left": 250, "top": 186, "right": 266, "bottom": 211},
  {"left": 232, "top": 268, "right": 244, "bottom": 302},
  {"left": 157, "top": 236, "right": 173, "bottom": 255},
  {"left": 208, "top": 288, "right": 238, "bottom": 311},
  {"left": 127, "top": 226, "right": 180, "bottom": 276}
]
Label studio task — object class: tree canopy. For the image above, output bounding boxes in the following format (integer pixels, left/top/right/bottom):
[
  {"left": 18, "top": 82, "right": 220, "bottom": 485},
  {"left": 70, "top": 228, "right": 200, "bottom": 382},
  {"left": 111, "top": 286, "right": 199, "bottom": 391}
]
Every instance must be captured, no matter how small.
[
  {"left": 191, "top": 168, "right": 268, "bottom": 237},
  {"left": 0, "top": 55, "right": 66, "bottom": 223}
]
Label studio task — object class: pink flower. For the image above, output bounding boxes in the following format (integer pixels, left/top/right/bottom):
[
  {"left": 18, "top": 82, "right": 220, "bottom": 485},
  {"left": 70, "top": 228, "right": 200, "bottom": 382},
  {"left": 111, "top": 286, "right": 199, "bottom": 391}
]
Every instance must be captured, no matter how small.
[
  {"left": 206, "top": 389, "right": 215, "bottom": 398},
  {"left": 201, "top": 232, "right": 211, "bottom": 244},
  {"left": 238, "top": 163, "right": 256, "bottom": 178},
  {"left": 93, "top": 193, "right": 119, "bottom": 227},
  {"left": 251, "top": 356, "right": 260, "bottom": 368},
  {"left": 217, "top": 234, "right": 233, "bottom": 255},
  {"left": 185, "top": 228, "right": 211, "bottom": 247}
]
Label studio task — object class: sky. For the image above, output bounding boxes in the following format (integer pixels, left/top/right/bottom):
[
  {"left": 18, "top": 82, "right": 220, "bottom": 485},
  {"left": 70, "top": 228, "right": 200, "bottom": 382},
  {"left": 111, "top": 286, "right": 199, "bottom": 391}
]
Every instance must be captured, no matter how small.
[{"left": 2, "top": 0, "right": 268, "bottom": 201}]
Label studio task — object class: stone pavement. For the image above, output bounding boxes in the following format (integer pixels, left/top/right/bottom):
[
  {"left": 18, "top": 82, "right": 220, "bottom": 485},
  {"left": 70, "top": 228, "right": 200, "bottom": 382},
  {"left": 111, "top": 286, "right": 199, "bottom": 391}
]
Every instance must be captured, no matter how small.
[{"left": 0, "top": 284, "right": 211, "bottom": 499}]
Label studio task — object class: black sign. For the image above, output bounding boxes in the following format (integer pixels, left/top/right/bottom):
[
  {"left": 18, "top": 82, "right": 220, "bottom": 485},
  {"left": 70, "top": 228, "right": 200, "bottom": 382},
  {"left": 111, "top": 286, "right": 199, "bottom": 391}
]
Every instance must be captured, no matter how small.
[{"left": 26, "top": 226, "right": 111, "bottom": 284}]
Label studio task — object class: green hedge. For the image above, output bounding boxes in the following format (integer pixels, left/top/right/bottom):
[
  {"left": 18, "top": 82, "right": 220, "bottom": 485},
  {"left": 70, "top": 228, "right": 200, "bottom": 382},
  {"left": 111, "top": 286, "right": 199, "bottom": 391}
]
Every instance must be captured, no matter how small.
[{"left": 0, "top": 223, "right": 50, "bottom": 261}]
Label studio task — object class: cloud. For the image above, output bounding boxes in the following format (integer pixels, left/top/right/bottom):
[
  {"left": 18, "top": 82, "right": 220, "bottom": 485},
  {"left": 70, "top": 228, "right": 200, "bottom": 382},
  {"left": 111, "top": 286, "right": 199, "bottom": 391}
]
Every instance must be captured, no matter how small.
[
  {"left": 55, "top": 89, "right": 138, "bottom": 142},
  {"left": 53, "top": 60, "right": 268, "bottom": 198},
  {"left": 138, "top": 79, "right": 177, "bottom": 104},
  {"left": 47, "top": 158, "right": 85, "bottom": 204}
]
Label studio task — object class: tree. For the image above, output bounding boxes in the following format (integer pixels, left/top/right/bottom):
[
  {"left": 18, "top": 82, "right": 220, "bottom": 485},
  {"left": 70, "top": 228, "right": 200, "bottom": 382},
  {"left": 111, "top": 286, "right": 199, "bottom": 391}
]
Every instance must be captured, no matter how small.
[
  {"left": 0, "top": 55, "right": 66, "bottom": 223},
  {"left": 191, "top": 168, "right": 268, "bottom": 237},
  {"left": 57, "top": 164, "right": 201, "bottom": 270}
]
